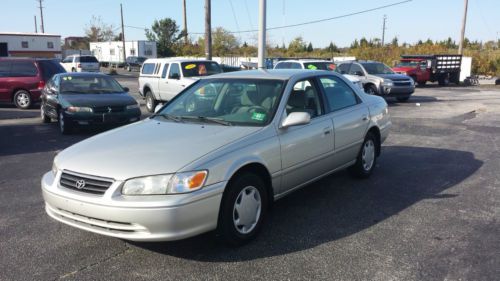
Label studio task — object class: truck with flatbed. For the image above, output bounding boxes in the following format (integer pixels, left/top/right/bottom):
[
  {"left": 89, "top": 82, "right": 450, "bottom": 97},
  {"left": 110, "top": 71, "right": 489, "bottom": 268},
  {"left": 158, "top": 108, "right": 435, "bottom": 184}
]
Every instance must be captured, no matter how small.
[{"left": 392, "top": 54, "right": 462, "bottom": 86}]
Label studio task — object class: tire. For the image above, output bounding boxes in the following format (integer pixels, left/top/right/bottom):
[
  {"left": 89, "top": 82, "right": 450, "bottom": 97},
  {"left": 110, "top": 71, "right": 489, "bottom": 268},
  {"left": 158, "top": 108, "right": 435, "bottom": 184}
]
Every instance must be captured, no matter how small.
[
  {"left": 396, "top": 96, "right": 410, "bottom": 102},
  {"left": 127, "top": 66, "right": 131, "bottom": 72},
  {"left": 217, "top": 172, "right": 268, "bottom": 246},
  {"left": 59, "top": 111, "right": 73, "bottom": 135},
  {"left": 71, "top": 68, "right": 76, "bottom": 72},
  {"left": 365, "top": 84, "right": 378, "bottom": 95},
  {"left": 349, "top": 132, "right": 378, "bottom": 179},
  {"left": 13, "top": 90, "right": 32, "bottom": 109},
  {"left": 438, "top": 75, "right": 449, "bottom": 86},
  {"left": 145, "top": 91, "right": 157, "bottom": 113},
  {"left": 41, "top": 104, "right": 51, "bottom": 123}
]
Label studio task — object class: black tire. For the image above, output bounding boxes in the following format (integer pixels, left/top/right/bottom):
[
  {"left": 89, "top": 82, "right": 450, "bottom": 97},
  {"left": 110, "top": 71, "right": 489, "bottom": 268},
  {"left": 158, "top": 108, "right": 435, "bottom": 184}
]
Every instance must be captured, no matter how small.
[
  {"left": 417, "top": 81, "right": 427, "bottom": 86},
  {"left": 59, "top": 111, "right": 73, "bottom": 135},
  {"left": 71, "top": 68, "right": 76, "bottom": 72},
  {"left": 365, "top": 84, "right": 378, "bottom": 95},
  {"left": 13, "top": 90, "right": 32, "bottom": 109},
  {"left": 127, "top": 66, "right": 131, "bottom": 72},
  {"left": 41, "top": 104, "right": 51, "bottom": 123},
  {"left": 145, "top": 91, "right": 157, "bottom": 113},
  {"left": 349, "top": 132, "right": 378, "bottom": 179},
  {"left": 217, "top": 172, "right": 268, "bottom": 246},
  {"left": 438, "top": 75, "right": 450, "bottom": 86},
  {"left": 396, "top": 96, "right": 410, "bottom": 102}
]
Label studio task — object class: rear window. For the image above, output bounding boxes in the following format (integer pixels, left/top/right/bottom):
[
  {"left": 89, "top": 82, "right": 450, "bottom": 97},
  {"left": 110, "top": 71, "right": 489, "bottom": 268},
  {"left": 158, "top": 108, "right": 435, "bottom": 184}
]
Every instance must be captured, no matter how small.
[
  {"left": 303, "top": 62, "right": 336, "bottom": 71},
  {"left": 0, "top": 61, "right": 10, "bottom": 77},
  {"left": 181, "top": 61, "right": 222, "bottom": 77},
  {"left": 141, "top": 63, "right": 156, "bottom": 75},
  {"left": 38, "top": 60, "right": 66, "bottom": 81},
  {"left": 79, "top": 56, "right": 99, "bottom": 63},
  {"left": 11, "top": 61, "right": 38, "bottom": 77}
]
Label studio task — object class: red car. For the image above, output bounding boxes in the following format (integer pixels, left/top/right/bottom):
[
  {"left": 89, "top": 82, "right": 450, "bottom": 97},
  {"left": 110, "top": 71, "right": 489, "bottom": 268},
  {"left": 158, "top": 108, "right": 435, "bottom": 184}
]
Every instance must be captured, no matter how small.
[{"left": 0, "top": 58, "right": 66, "bottom": 109}]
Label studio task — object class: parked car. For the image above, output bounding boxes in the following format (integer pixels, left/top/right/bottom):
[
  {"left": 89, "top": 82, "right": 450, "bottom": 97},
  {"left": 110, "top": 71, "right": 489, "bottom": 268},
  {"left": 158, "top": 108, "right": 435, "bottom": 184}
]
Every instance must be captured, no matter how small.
[
  {"left": 61, "top": 55, "right": 100, "bottom": 73},
  {"left": 139, "top": 58, "right": 222, "bottom": 112},
  {"left": 336, "top": 61, "right": 415, "bottom": 101},
  {"left": 41, "top": 69, "right": 391, "bottom": 245},
  {"left": 274, "top": 59, "right": 363, "bottom": 89},
  {"left": 392, "top": 54, "right": 462, "bottom": 86},
  {"left": 0, "top": 58, "right": 66, "bottom": 109},
  {"left": 125, "top": 56, "right": 147, "bottom": 72},
  {"left": 40, "top": 73, "right": 141, "bottom": 134}
]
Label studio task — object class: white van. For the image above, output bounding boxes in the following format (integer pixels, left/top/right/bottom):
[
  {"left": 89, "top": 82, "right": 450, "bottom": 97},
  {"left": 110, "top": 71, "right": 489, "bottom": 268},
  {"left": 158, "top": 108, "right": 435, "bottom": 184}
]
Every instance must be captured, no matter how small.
[
  {"left": 138, "top": 59, "right": 222, "bottom": 112},
  {"left": 61, "top": 55, "right": 100, "bottom": 72}
]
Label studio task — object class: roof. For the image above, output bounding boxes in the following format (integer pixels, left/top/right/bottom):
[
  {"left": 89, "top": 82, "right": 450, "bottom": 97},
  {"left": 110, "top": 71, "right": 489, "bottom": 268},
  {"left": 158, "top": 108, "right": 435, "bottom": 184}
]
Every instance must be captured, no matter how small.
[
  {"left": 0, "top": 32, "right": 60, "bottom": 37},
  {"left": 207, "top": 69, "right": 333, "bottom": 80},
  {"left": 57, "top": 72, "right": 108, "bottom": 78},
  {"left": 143, "top": 58, "right": 217, "bottom": 64},
  {"left": 277, "top": 59, "right": 332, "bottom": 64}
]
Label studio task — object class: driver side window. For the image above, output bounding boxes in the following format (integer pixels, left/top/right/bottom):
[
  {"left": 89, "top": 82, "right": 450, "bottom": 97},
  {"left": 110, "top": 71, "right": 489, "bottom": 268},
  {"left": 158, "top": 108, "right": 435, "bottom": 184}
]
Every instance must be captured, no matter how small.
[
  {"left": 168, "top": 63, "right": 180, "bottom": 79},
  {"left": 286, "top": 79, "right": 323, "bottom": 118}
]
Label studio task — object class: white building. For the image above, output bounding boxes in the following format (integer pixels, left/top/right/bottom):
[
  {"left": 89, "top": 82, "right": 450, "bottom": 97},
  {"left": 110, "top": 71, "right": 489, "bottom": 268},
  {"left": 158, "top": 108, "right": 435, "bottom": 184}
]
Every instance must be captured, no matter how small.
[
  {"left": 0, "top": 32, "right": 61, "bottom": 58},
  {"left": 90, "top": 41, "right": 157, "bottom": 66}
]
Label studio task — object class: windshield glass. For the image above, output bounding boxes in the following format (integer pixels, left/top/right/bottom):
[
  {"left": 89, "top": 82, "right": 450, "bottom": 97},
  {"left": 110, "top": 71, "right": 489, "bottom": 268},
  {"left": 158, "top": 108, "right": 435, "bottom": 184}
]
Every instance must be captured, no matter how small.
[
  {"left": 395, "top": 61, "right": 420, "bottom": 67},
  {"left": 59, "top": 75, "right": 124, "bottom": 94},
  {"left": 303, "top": 62, "right": 336, "bottom": 71},
  {"left": 157, "top": 79, "right": 285, "bottom": 126},
  {"left": 361, "top": 63, "right": 394, "bottom": 74},
  {"left": 181, "top": 61, "right": 222, "bottom": 77},
  {"left": 137, "top": 57, "right": 147, "bottom": 63}
]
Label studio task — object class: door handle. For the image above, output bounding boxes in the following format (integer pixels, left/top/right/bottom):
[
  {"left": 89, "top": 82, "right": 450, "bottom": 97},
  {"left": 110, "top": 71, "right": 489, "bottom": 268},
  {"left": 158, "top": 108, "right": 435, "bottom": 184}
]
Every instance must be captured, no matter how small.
[
  {"left": 181, "top": 85, "right": 186, "bottom": 87},
  {"left": 362, "top": 115, "right": 369, "bottom": 121},
  {"left": 323, "top": 127, "right": 332, "bottom": 135}
]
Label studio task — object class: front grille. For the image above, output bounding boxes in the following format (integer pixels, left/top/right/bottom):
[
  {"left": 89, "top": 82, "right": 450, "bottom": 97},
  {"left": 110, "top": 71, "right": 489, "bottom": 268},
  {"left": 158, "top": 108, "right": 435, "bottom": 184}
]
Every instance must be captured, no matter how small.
[
  {"left": 93, "top": 106, "right": 125, "bottom": 113},
  {"left": 394, "top": 81, "right": 411, "bottom": 86},
  {"left": 60, "top": 171, "right": 113, "bottom": 195}
]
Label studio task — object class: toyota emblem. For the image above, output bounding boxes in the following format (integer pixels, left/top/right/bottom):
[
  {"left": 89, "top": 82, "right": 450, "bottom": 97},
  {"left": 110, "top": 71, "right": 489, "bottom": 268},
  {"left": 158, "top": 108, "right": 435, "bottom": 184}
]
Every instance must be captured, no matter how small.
[{"left": 75, "top": 179, "right": 86, "bottom": 189}]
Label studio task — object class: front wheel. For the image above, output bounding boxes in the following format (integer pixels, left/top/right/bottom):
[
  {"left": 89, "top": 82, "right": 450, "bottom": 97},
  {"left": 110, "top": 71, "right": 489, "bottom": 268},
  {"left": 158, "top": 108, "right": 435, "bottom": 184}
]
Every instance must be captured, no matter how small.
[
  {"left": 59, "top": 111, "right": 73, "bottom": 134},
  {"left": 349, "top": 132, "right": 378, "bottom": 179},
  {"left": 41, "top": 105, "right": 51, "bottom": 123},
  {"left": 365, "top": 84, "right": 378, "bottom": 95},
  {"left": 217, "top": 173, "right": 268, "bottom": 246},
  {"left": 13, "top": 90, "right": 32, "bottom": 109},
  {"left": 145, "top": 91, "right": 157, "bottom": 113}
]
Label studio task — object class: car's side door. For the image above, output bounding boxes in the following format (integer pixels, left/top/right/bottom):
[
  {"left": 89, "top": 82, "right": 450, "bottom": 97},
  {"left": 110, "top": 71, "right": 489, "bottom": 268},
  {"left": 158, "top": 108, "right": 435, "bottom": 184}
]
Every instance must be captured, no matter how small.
[
  {"left": 0, "top": 61, "right": 11, "bottom": 102},
  {"left": 163, "top": 63, "right": 186, "bottom": 100},
  {"left": 318, "top": 75, "right": 370, "bottom": 167},
  {"left": 277, "top": 78, "right": 334, "bottom": 194},
  {"left": 42, "top": 76, "right": 60, "bottom": 119},
  {"left": 158, "top": 63, "right": 170, "bottom": 101},
  {"left": 348, "top": 63, "right": 368, "bottom": 85}
]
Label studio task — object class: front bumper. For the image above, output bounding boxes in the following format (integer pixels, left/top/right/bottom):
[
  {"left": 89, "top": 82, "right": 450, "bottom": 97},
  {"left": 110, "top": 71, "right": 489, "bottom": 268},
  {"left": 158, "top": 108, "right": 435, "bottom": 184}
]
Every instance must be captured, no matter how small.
[
  {"left": 381, "top": 85, "right": 415, "bottom": 96},
  {"left": 41, "top": 171, "right": 225, "bottom": 241},
  {"left": 65, "top": 109, "right": 141, "bottom": 126}
]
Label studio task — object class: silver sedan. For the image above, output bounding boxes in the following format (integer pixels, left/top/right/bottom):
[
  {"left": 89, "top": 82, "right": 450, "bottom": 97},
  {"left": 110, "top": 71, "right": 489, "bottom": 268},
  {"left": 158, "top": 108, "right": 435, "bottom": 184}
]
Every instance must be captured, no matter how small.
[{"left": 41, "top": 70, "right": 391, "bottom": 245}]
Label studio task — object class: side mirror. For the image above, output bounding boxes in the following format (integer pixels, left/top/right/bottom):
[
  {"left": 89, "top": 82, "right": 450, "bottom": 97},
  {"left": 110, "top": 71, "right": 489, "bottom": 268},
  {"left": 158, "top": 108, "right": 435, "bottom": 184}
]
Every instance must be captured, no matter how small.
[
  {"left": 169, "top": 73, "right": 180, "bottom": 80},
  {"left": 154, "top": 103, "right": 164, "bottom": 113},
  {"left": 281, "top": 112, "right": 311, "bottom": 128},
  {"left": 123, "top": 87, "right": 130, "bottom": 92}
]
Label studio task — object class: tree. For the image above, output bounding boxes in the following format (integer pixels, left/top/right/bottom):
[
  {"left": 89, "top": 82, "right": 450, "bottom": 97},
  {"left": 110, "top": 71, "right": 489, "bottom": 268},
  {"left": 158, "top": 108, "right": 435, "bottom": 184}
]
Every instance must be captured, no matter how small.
[
  {"left": 288, "top": 36, "right": 306, "bottom": 54},
  {"left": 307, "top": 42, "right": 313, "bottom": 52},
  {"left": 84, "top": 16, "right": 115, "bottom": 42},
  {"left": 391, "top": 37, "right": 399, "bottom": 47},
  {"left": 212, "top": 27, "right": 239, "bottom": 56},
  {"left": 328, "top": 42, "right": 339, "bottom": 53},
  {"left": 145, "top": 18, "right": 181, "bottom": 57}
]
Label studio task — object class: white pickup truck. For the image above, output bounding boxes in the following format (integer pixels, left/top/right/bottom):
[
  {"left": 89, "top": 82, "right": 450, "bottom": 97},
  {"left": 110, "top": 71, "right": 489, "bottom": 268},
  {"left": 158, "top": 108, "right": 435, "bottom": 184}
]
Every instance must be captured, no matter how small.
[{"left": 138, "top": 59, "right": 222, "bottom": 112}]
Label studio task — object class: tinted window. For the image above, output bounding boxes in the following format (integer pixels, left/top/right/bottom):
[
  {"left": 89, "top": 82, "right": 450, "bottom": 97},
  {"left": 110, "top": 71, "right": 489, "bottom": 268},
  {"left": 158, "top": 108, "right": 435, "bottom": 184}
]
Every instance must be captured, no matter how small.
[
  {"left": 141, "top": 63, "right": 156, "bottom": 75},
  {"left": 62, "top": 57, "right": 72, "bottom": 63},
  {"left": 348, "top": 64, "right": 364, "bottom": 76},
  {"left": 290, "top": 63, "right": 302, "bottom": 69},
  {"left": 303, "top": 62, "right": 336, "bottom": 71},
  {"left": 38, "top": 60, "right": 66, "bottom": 81},
  {"left": 11, "top": 61, "right": 37, "bottom": 77},
  {"left": 336, "top": 63, "right": 350, "bottom": 74},
  {"left": 360, "top": 62, "right": 394, "bottom": 74},
  {"left": 319, "top": 76, "right": 359, "bottom": 112},
  {"left": 80, "top": 56, "right": 98, "bottom": 63},
  {"left": 0, "top": 61, "right": 10, "bottom": 77},
  {"left": 60, "top": 75, "right": 124, "bottom": 94},
  {"left": 274, "top": 62, "right": 289, "bottom": 69},
  {"left": 161, "top": 64, "right": 169, "bottom": 78},
  {"left": 287, "top": 79, "right": 323, "bottom": 118},
  {"left": 169, "top": 63, "right": 181, "bottom": 78},
  {"left": 181, "top": 61, "right": 222, "bottom": 77}
]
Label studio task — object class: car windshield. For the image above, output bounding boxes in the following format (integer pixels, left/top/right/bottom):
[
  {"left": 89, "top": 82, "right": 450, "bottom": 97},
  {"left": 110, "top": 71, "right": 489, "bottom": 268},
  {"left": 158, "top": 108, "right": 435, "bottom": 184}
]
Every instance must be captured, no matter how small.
[
  {"left": 59, "top": 76, "right": 124, "bottom": 94},
  {"left": 157, "top": 79, "right": 285, "bottom": 126},
  {"left": 181, "top": 61, "right": 222, "bottom": 77},
  {"left": 395, "top": 61, "right": 420, "bottom": 67},
  {"left": 137, "top": 57, "right": 147, "bottom": 63},
  {"left": 303, "top": 62, "right": 336, "bottom": 71},
  {"left": 361, "top": 63, "right": 394, "bottom": 74}
]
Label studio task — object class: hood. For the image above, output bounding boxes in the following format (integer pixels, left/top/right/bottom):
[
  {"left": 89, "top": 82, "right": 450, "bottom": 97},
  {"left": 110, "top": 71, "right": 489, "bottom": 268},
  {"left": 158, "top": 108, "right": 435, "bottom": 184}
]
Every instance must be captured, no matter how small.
[
  {"left": 391, "top": 66, "right": 414, "bottom": 74},
  {"left": 60, "top": 93, "right": 136, "bottom": 107},
  {"left": 372, "top": 73, "right": 412, "bottom": 81},
  {"left": 55, "top": 119, "right": 261, "bottom": 180}
]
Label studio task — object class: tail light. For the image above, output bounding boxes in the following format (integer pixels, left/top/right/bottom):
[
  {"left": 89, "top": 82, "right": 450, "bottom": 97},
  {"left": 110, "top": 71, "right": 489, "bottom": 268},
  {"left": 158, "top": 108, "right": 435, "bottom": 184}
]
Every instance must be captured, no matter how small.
[
  {"left": 37, "top": 80, "right": 45, "bottom": 89},
  {"left": 77, "top": 63, "right": 81, "bottom": 68}
]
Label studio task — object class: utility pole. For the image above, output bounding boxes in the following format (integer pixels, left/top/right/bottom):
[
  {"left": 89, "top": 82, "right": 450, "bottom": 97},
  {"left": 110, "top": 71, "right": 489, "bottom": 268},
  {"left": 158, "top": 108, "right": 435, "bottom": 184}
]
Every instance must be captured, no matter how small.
[
  {"left": 381, "top": 15, "right": 387, "bottom": 46},
  {"left": 120, "top": 4, "right": 126, "bottom": 64},
  {"left": 205, "top": 0, "right": 212, "bottom": 60},
  {"left": 458, "top": 0, "right": 468, "bottom": 54},
  {"left": 182, "top": 0, "right": 188, "bottom": 44},
  {"left": 34, "top": 16, "right": 38, "bottom": 33},
  {"left": 258, "top": 0, "right": 266, "bottom": 69},
  {"left": 38, "top": 0, "right": 45, "bottom": 33}
]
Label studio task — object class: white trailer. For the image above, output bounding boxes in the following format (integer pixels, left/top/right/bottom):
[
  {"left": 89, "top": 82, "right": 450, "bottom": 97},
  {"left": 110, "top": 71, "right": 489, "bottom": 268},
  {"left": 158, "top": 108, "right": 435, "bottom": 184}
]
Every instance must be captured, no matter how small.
[
  {"left": 89, "top": 41, "right": 157, "bottom": 67},
  {"left": 0, "top": 32, "right": 61, "bottom": 58}
]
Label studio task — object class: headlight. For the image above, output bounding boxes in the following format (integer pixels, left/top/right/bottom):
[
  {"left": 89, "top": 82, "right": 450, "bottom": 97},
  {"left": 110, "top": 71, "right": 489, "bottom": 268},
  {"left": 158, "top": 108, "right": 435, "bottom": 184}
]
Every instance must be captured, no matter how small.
[
  {"left": 382, "top": 79, "right": 393, "bottom": 87},
  {"left": 122, "top": 170, "right": 207, "bottom": 195},
  {"left": 67, "top": 106, "right": 93, "bottom": 113},
  {"left": 126, "top": 104, "right": 139, "bottom": 110},
  {"left": 52, "top": 162, "right": 58, "bottom": 176}
]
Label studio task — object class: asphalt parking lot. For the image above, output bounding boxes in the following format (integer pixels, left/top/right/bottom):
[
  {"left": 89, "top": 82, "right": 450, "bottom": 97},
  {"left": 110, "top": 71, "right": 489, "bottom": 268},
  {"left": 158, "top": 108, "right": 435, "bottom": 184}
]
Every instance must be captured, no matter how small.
[{"left": 1, "top": 75, "right": 499, "bottom": 281}]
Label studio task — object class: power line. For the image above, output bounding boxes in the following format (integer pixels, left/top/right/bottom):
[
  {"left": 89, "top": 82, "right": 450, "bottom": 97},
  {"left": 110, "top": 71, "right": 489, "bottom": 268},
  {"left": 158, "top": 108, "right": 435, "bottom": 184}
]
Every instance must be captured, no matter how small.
[{"left": 227, "top": 0, "right": 241, "bottom": 37}]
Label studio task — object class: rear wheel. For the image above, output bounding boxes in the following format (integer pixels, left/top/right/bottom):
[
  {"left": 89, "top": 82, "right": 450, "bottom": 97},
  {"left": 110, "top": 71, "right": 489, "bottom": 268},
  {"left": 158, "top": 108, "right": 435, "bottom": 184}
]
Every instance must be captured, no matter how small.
[
  {"left": 13, "top": 90, "right": 32, "bottom": 109},
  {"left": 438, "top": 75, "right": 450, "bottom": 86},
  {"left": 217, "top": 173, "right": 268, "bottom": 246},
  {"left": 145, "top": 91, "right": 157, "bottom": 113},
  {"left": 349, "top": 132, "right": 378, "bottom": 179},
  {"left": 71, "top": 67, "right": 76, "bottom": 72}
]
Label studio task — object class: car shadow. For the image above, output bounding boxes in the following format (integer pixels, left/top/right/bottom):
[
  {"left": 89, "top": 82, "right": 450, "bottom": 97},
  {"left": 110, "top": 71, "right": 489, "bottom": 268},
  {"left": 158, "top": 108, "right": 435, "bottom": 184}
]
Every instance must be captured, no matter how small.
[
  {"left": 130, "top": 146, "right": 482, "bottom": 261},
  {"left": 386, "top": 95, "right": 438, "bottom": 106},
  {"left": 0, "top": 104, "right": 40, "bottom": 120}
]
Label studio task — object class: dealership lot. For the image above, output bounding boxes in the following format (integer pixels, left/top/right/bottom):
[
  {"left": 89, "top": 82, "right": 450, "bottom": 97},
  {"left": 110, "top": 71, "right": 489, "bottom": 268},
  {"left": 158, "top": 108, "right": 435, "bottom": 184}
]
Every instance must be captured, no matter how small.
[{"left": 1, "top": 77, "right": 499, "bottom": 280}]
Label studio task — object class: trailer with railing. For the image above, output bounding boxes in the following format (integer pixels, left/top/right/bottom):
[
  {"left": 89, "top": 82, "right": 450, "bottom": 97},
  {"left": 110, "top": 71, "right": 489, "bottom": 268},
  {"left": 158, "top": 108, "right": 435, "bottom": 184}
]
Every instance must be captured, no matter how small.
[{"left": 393, "top": 54, "right": 462, "bottom": 86}]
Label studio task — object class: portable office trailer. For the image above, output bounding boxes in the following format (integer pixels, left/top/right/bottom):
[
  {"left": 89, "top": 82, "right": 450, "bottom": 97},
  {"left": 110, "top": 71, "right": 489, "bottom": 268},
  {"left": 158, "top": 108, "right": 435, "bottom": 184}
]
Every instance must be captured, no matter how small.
[
  {"left": 0, "top": 32, "right": 61, "bottom": 58},
  {"left": 89, "top": 41, "right": 157, "bottom": 67}
]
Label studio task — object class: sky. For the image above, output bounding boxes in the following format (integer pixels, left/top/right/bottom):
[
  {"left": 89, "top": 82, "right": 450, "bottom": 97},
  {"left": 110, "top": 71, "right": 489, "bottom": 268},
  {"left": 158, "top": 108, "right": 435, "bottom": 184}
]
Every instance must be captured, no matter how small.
[{"left": 1, "top": 0, "right": 499, "bottom": 48}]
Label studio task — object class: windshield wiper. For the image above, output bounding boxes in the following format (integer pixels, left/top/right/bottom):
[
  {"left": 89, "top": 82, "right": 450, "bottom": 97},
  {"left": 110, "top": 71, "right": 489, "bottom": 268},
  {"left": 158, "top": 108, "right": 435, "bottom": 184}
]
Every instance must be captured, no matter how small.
[
  {"left": 154, "top": 113, "right": 182, "bottom": 122},
  {"left": 179, "top": 116, "right": 231, "bottom": 126}
]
